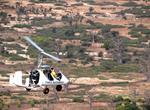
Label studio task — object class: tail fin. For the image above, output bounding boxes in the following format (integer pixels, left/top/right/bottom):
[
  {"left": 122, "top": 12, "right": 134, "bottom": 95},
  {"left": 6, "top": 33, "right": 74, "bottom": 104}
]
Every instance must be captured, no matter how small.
[{"left": 9, "top": 71, "right": 23, "bottom": 86}]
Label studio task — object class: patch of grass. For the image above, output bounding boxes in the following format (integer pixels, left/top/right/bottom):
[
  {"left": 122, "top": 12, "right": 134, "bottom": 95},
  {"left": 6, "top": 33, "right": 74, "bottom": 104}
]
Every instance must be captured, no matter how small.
[
  {"left": 11, "top": 95, "right": 25, "bottom": 102},
  {"left": 101, "top": 82, "right": 129, "bottom": 87},
  {"left": 13, "top": 24, "right": 31, "bottom": 28},
  {"left": 122, "top": 37, "right": 140, "bottom": 47},
  {"left": 0, "top": 51, "right": 10, "bottom": 57},
  {"left": 0, "top": 70, "right": 10, "bottom": 77},
  {"left": 99, "top": 60, "right": 140, "bottom": 73},
  {"left": 31, "top": 17, "right": 56, "bottom": 27},
  {"left": 72, "top": 66, "right": 102, "bottom": 77},
  {"left": 117, "top": 6, "right": 150, "bottom": 18},
  {"left": 99, "top": 76, "right": 109, "bottom": 80},
  {"left": 0, "top": 91, "right": 11, "bottom": 96},
  {"left": 96, "top": 2, "right": 119, "bottom": 6},
  {"left": 4, "top": 43, "right": 24, "bottom": 51},
  {"left": 122, "top": 1, "right": 141, "bottom": 7},
  {"left": 110, "top": 64, "right": 140, "bottom": 73},
  {"left": 30, "top": 0, "right": 57, "bottom": 3},
  {"left": 93, "top": 93, "right": 111, "bottom": 101},
  {"left": 9, "top": 54, "right": 27, "bottom": 61},
  {"left": 72, "top": 96, "right": 84, "bottom": 102}
]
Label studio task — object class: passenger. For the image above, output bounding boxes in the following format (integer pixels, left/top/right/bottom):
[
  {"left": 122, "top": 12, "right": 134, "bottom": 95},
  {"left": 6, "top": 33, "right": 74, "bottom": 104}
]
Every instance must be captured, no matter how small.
[{"left": 30, "top": 70, "right": 39, "bottom": 85}]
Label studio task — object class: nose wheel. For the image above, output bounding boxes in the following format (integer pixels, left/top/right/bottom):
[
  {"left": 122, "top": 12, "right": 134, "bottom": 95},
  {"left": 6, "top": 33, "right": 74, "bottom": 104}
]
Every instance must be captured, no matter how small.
[{"left": 43, "top": 88, "right": 49, "bottom": 94}]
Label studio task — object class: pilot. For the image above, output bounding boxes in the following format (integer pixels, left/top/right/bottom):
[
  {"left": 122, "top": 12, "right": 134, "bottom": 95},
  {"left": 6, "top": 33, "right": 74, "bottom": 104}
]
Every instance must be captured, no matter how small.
[
  {"left": 50, "top": 67, "right": 57, "bottom": 79},
  {"left": 50, "top": 67, "right": 62, "bottom": 81}
]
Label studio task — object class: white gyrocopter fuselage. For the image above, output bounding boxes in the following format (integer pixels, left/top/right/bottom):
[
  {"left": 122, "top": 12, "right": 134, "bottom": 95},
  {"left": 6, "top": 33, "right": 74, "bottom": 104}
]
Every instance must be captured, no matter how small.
[
  {"left": 9, "top": 37, "right": 69, "bottom": 94},
  {"left": 10, "top": 67, "right": 69, "bottom": 94}
]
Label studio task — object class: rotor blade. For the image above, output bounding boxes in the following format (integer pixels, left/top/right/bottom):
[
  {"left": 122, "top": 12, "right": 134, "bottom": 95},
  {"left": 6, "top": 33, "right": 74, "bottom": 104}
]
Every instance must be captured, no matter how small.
[
  {"left": 41, "top": 51, "right": 62, "bottom": 62},
  {"left": 24, "top": 36, "right": 44, "bottom": 52},
  {"left": 24, "top": 36, "right": 62, "bottom": 62}
]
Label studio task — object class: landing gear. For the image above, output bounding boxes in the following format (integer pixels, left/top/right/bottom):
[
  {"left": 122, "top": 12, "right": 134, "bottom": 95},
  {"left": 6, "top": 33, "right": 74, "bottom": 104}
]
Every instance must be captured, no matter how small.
[
  {"left": 43, "top": 88, "right": 49, "bottom": 94},
  {"left": 26, "top": 88, "right": 31, "bottom": 91},
  {"left": 56, "top": 85, "right": 62, "bottom": 92}
]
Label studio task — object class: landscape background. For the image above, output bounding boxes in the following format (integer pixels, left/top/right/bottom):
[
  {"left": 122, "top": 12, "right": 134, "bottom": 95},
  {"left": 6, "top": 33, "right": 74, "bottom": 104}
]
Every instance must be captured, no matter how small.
[{"left": 0, "top": 0, "right": 150, "bottom": 110}]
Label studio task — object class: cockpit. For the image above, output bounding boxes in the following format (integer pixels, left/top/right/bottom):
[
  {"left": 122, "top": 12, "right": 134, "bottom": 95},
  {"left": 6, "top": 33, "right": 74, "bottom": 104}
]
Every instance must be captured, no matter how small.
[{"left": 43, "top": 67, "right": 62, "bottom": 81}]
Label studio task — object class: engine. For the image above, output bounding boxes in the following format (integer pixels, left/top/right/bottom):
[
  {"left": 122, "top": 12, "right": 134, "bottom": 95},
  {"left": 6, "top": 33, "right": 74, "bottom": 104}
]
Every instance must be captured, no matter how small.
[{"left": 56, "top": 85, "right": 62, "bottom": 91}]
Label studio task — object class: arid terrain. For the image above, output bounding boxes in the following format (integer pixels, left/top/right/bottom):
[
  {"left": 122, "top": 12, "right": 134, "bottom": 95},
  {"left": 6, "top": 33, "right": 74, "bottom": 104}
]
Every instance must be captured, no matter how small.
[{"left": 0, "top": 0, "right": 150, "bottom": 110}]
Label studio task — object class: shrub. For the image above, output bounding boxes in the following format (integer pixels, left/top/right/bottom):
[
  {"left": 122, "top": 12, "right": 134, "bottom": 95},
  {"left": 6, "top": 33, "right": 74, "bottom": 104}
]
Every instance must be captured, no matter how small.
[
  {"left": 11, "top": 95, "right": 25, "bottom": 102},
  {"left": 31, "top": 17, "right": 56, "bottom": 26},
  {"left": 113, "top": 95, "right": 124, "bottom": 102},
  {"left": 0, "top": 98, "right": 8, "bottom": 110},
  {"left": 122, "top": 1, "right": 140, "bottom": 7},
  {"left": 101, "top": 82, "right": 129, "bottom": 87},
  {"left": 116, "top": 100, "right": 139, "bottom": 110},
  {"left": 102, "top": 39, "right": 113, "bottom": 50},
  {"left": 72, "top": 96, "right": 84, "bottom": 102},
  {"left": 13, "top": 24, "right": 31, "bottom": 28},
  {"left": 100, "top": 60, "right": 118, "bottom": 71},
  {"left": 28, "top": 99, "right": 36, "bottom": 108}
]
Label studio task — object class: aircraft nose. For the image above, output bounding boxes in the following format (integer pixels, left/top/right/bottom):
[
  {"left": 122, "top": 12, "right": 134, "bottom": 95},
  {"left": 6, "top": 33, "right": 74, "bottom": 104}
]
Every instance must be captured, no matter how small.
[{"left": 64, "top": 78, "right": 69, "bottom": 84}]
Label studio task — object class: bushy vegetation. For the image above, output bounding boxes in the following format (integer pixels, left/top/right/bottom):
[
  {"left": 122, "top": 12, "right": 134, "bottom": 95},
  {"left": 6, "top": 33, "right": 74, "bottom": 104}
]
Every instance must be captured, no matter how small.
[
  {"left": 101, "top": 81, "right": 129, "bottom": 87},
  {"left": 76, "top": 0, "right": 95, "bottom": 4},
  {"left": 13, "top": 24, "right": 31, "bottom": 28},
  {"left": 93, "top": 93, "right": 111, "bottom": 101},
  {"left": 11, "top": 95, "right": 25, "bottom": 102},
  {"left": 0, "top": 11, "right": 9, "bottom": 24},
  {"left": 97, "top": 2, "right": 119, "bottom": 6},
  {"left": 118, "top": 6, "right": 150, "bottom": 18},
  {"left": 99, "top": 60, "right": 140, "bottom": 73},
  {"left": 72, "top": 65, "right": 102, "bottom": 77},
  {"left": 122, "top": 37, "right": 140, "bottom": 47},
  {"left": 0, "top": 70, "right": 10, "bottom": 77},
  {"left": 122, "top": 1, "right": 141, "bottom": 7},
  {"left": 0, "top": 50, "right": 26, "bottom": 61},
  {"left": 9, "top": 54, "right": 27, "bottom": 61},
  {"left": 64, "top": 45, "right": 87, "bottom": 59},
  {"left": 31, "top": 17, "right": 56, "bottom": 27},
  {"left": 113, "top": 96, "right": 139, "bottom": 110},
  {"left": 0, "top": 98, "right": 9, "bottom": 110},
  {"left": 129, "top": 24, "right": 150, "bottom": 36},
  {"left": 4, "top": 44, "right": 24, "bottom": 51},
  {"left": 28, "top": 99, "right": 38, "bottom": 108},
  {"left": 30, "top": 0, "right": 65, "bottom": 3},
  {"left": 72, "top": 96, "right": 84, "bottom": 102}
]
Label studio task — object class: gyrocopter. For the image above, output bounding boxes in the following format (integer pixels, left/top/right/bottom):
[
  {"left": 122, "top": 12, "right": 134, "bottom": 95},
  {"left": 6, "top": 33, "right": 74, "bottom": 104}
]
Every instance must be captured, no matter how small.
[{"left": 9, "top": 36, "right": 69, "bottom": 94}]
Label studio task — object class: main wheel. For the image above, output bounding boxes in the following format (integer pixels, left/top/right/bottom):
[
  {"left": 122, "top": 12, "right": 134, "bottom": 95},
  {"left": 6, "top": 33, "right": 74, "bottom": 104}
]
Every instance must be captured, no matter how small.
[
  {"left": 43, "top": 88, "right": 49, "bottom": 94},
  {"left": 26, "top": 88, "right": 31, "bottom": 91},
  {"left": 56, "top": 85, "right": 62, "bottom": 92}
]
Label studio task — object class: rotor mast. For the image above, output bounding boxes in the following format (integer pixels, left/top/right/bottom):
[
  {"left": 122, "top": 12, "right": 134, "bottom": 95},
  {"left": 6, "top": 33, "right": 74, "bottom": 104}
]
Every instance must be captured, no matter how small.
[{"left": 38, "top": 53, "right": 43, "bottom": 68}]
